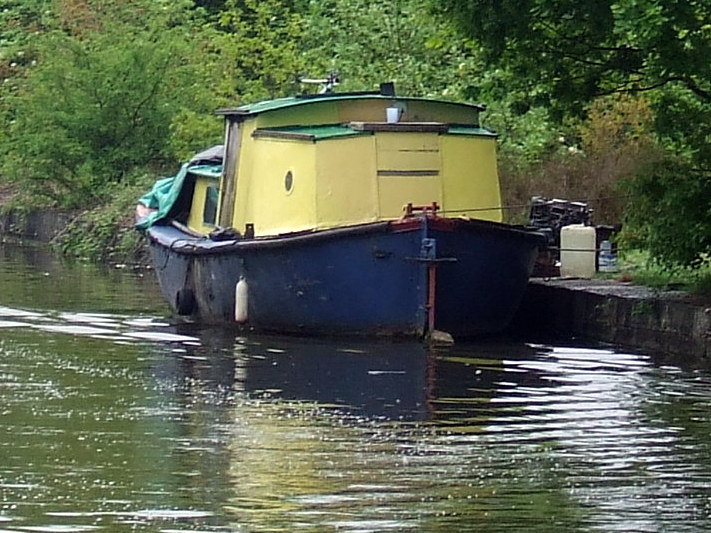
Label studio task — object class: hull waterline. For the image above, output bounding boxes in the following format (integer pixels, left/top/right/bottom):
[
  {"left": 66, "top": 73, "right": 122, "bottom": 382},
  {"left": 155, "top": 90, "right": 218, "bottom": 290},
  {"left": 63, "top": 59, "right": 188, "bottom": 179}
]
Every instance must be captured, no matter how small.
[{"left": 146, "top": 216, "right": 543, "bottom": 339}]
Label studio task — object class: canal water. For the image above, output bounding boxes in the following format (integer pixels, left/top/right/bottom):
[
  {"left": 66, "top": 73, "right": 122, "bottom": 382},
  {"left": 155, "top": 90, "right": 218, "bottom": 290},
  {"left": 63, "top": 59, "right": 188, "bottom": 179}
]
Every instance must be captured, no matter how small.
[{"left": 2, "top": 243, "right": 711, "bottom": 532}]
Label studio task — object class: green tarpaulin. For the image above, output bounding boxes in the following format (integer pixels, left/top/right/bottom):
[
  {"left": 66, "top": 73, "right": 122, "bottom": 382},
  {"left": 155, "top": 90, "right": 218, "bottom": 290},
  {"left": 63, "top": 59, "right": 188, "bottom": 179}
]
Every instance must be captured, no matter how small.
[
  {"left": 135, "top": 145, "right": 224, "bottom": 230},
  {"left": 135, "top": 163, "right": 190, "bottom": 230}
]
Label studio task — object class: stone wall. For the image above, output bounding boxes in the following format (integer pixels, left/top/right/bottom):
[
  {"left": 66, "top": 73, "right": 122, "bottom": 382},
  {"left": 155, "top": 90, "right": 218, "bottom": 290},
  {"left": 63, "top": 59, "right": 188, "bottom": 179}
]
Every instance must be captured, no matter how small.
[
  {"left": 512, "top": 278, "right": 711, "bottom": 361},
  {"left": 0, "top": 208, "right": 75, "bottom": 242}
]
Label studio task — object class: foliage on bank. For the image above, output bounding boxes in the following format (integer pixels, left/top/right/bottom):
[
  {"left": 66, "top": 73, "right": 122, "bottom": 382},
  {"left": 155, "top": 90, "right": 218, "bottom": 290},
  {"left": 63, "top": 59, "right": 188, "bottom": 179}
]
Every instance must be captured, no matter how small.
[
  {"left": 615, "top": 250, "right": 711, "bottom": 299},
  {"left": 51, "top": 174, "right": 155, "bottom": 264},
  {"left": 438, "top": 0, "right": 711, "bottom": 269},
  {"left": 0, "top": 0, "right": 708, "bottom": 270}
]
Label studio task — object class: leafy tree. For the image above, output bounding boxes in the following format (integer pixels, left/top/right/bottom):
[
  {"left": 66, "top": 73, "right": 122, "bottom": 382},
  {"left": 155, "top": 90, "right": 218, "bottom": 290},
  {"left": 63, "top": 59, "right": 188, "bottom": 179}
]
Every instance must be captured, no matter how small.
[
  {"left": 498, "top": 95, "right": 662, "bottom": 225},
  {"left": 1, "top": 1, "right": 221, "bottom": 207},
  {"left": 299, "top": 0, "right": 483, "bottom": 98},
  {"left": 208, "top": 0, "right": 493, "bottom": 106},
  {"left": 436, "top": 0, "right": 711, "bottom": 267},
  {"left": 0, "top": 0, "right": 53, "bottom": 145},
  {"left": 623, "top": 157, "right": 711, "bottom": 267},
  {"left": 435, "top": 0, "right": 709, "bottom": 115},
  {"left": 192, "top": 0, "right": 229, "bottom": 15},
  {"left": 0, "top": 0, "right": 54, "bottom": 55},
  {"left": 211, "top": 0, "right": 307, "bottom": 103}
]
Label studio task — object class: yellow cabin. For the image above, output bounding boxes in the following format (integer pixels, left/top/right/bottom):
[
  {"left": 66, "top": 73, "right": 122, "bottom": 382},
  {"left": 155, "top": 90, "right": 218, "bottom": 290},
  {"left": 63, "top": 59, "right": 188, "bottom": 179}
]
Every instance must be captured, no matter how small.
[{"left": 187, "top": 86, "right": 502, "bottom": 237}]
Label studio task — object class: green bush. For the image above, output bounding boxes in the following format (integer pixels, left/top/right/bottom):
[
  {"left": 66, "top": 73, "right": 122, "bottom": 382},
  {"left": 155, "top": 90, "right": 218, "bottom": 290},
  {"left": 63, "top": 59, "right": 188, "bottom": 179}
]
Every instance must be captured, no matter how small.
[
  {"left": 617, "top": 249, "right": 711, "bottom": 296},
  {"left": 1, "top": 2, "right": 219, "bottom": 208},
  {"left": 622, "top": 156, "right": 711, "bottom": 268},
  {"left": 52, "top": 174, "right": 156, "bottom": 263}
]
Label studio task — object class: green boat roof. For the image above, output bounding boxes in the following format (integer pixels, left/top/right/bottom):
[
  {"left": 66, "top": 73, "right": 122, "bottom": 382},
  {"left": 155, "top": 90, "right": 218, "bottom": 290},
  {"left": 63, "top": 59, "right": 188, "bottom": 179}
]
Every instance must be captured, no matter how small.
[
  {"left": 216, "top": 92, "right": 485, "bottom": 118},
  {"left": 252, "top": 123, "right": 497, "bottom": 141},
  {"left": 448, "top": 125, "right": 497, "bottom": 137},
  {"left": 252, "top": 124, "right": 370, "bottom": 141}
]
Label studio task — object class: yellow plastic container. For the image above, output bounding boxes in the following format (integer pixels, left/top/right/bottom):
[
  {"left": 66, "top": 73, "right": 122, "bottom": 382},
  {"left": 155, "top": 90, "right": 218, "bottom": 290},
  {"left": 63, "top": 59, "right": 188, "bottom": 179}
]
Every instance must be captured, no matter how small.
[{"left": 560, "top": 224, "right": 596, "bottom": 278}]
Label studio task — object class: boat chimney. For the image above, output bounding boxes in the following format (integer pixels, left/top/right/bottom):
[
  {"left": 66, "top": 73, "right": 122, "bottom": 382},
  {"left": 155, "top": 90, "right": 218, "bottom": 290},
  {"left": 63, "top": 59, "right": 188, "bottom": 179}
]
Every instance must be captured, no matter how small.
[{"left": 380, "top": 82, "right": 396, "bottom": 97}]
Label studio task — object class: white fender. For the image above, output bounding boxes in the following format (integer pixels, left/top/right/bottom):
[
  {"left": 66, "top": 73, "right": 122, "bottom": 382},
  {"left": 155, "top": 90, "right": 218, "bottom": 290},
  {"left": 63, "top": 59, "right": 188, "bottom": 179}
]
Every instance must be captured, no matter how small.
[{"left": 235, "top": 277, "right": 248, "bottom": 323}]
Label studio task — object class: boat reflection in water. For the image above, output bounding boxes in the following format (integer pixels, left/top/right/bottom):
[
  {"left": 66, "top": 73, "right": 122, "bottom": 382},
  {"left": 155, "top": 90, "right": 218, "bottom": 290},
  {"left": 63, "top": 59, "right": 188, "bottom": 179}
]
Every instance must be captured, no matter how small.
[
  {"left": 168, "top": 329, "right": 535, "bottom": 531},
  {"left": 163, "top": 329, "right": 711, "bottom": 533},
  {"left": 170, "top": 325, "right": 536, "bottom": 425},
  {"left": 167, "top": 328, "right": 709, "bottom": 533}
]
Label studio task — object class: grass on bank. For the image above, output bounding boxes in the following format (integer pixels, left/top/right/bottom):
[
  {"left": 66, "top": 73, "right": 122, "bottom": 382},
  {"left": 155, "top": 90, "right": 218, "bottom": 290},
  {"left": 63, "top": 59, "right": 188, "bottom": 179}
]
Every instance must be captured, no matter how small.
[
  {"left": 612, "top": 249, "right": 711, "bottom": 298},
  {"left": 50, "top": 175, "right": 156, "bottom": 265}
]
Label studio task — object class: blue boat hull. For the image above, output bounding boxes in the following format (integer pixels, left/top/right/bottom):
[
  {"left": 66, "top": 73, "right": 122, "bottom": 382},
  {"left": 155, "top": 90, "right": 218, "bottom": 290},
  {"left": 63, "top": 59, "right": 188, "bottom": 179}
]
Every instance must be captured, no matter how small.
[{"left": 146, "top": 217, "right": 543, "bottom": 338}]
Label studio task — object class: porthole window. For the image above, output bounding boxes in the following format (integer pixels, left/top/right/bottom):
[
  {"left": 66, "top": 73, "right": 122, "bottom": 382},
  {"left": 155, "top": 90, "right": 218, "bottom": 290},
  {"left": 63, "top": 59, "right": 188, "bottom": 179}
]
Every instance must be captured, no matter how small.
[{"left": 284, "top": 170, "right": 294, "bottom": 193}]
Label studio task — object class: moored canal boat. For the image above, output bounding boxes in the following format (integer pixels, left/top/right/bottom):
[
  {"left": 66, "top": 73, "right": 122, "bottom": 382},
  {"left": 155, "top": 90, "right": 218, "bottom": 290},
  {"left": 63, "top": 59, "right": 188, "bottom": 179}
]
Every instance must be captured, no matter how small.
[{"left": 136, "top": 82, "right": 545, "bottom": 339}]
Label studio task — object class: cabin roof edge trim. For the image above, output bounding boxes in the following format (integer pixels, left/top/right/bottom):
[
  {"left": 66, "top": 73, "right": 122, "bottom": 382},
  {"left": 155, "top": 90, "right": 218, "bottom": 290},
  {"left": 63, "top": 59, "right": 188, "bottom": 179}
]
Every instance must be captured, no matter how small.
[
  {"left": 215, "top": 94, "right": 486, "bottom": 119},
  {"left": 251, "top": 123, "right": 498, "bottom": 142}
]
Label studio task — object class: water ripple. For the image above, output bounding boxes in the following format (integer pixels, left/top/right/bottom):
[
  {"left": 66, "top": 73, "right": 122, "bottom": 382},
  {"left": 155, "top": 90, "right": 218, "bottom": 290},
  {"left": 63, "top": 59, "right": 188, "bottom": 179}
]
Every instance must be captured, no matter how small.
[
  {"left": 0, "top": 304, "right": 198, "bottom": 347},
  {"left": 3, "top": 306, "right": 711, "bottom": 531}
]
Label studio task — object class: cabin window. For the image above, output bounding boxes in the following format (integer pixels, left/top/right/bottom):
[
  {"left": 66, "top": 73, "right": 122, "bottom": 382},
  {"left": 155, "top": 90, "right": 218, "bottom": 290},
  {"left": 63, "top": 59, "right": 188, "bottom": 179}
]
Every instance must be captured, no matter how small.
[
  {"left": 203, "top": 185, "right": 219, "bottom": 225},
  {"left": 284, "top": 170, "right": 294, "bottom": 193}
]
